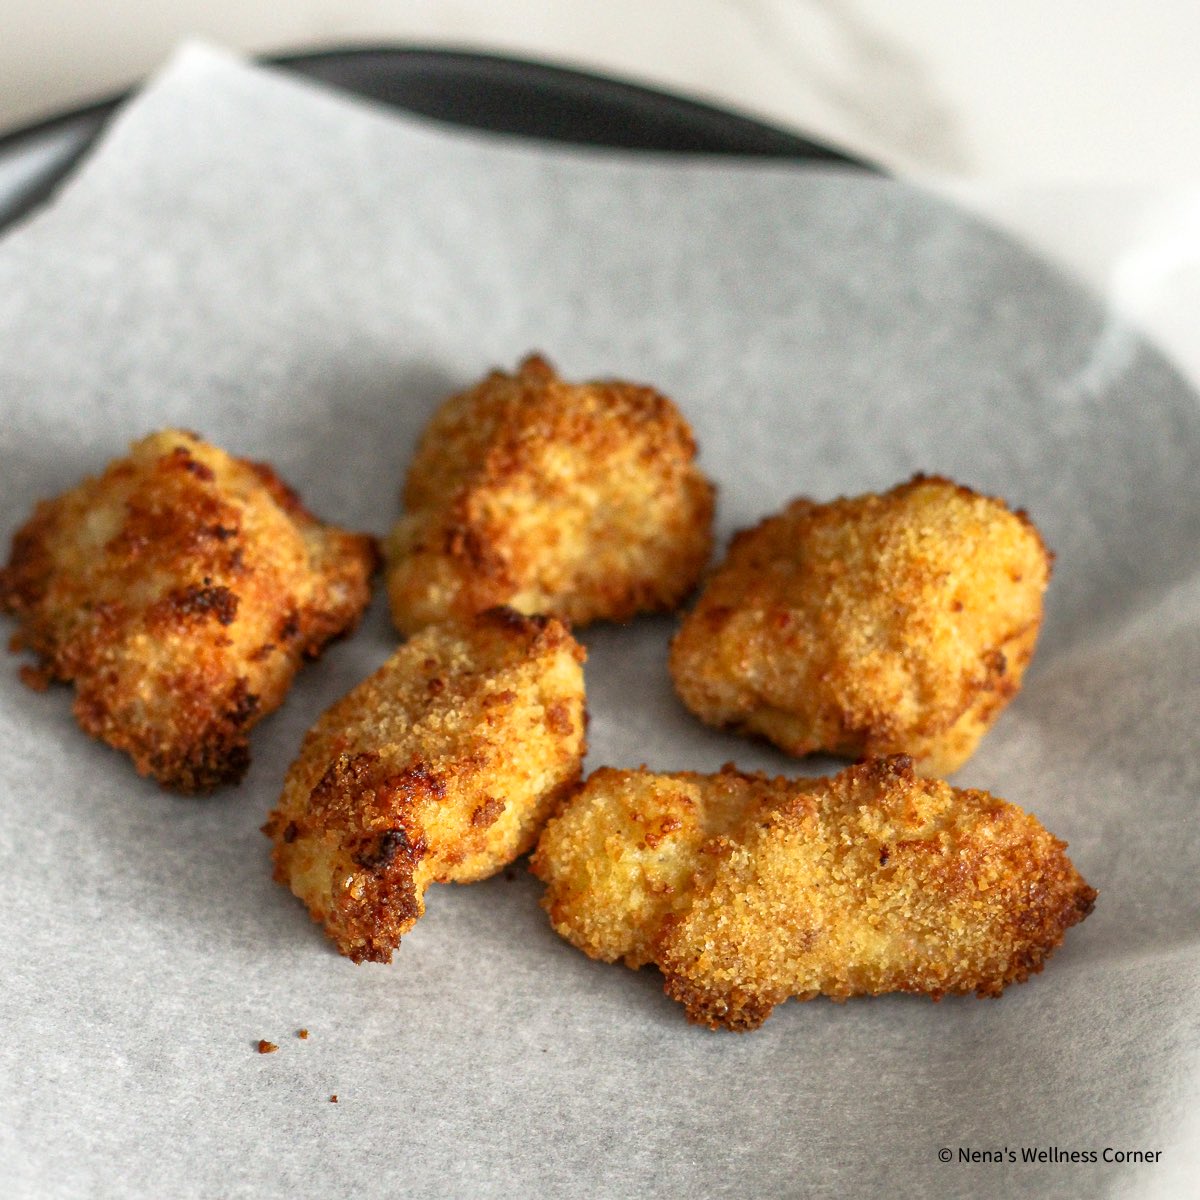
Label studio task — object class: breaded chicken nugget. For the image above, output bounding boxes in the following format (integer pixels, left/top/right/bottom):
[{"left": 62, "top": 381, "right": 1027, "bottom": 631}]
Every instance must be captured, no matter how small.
[
  {"left": 670, "top": 475, "right": 1051, "bottom": 776},
  {"left": 265, "top": 608, "right": 586, "bottom": 963},
  {"left": 532, "top": 757, "right": 1094, "bottom": 1030},
  {"left": 385, "top": 354, "right": 714, "bottom": 633},
  {"left": 0, "top": 430, "right": 377, "bottom": 792}
]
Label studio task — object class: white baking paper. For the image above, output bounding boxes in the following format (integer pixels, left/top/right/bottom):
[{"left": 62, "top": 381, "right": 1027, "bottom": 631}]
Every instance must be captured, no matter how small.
[{"left": 0, "top": 43, "right": 1197, "bottom": 1200}]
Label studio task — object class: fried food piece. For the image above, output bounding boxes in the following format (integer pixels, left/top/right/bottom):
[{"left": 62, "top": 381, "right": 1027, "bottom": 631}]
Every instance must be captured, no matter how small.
[
  {"left": 0, "top": 430, "right": 377, "bottom": 792},
  {"left": 385, "top": 354, "right": 714, "bottom": 634},
  {"left": 532, "top": 756, "right": 1095, "bottom": 1030},
  {"left": 669, "top": 475, "right": 1051, "bottom": 776},
  {"left": 265, "top": 608, "right": 586, "bottom": 963}
]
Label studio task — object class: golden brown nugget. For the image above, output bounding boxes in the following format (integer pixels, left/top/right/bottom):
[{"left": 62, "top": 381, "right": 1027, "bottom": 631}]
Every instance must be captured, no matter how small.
[
  {"left": 669, "top": 475, "right": 1051, "bottom": 776},
  {"left": 265, "top": 608, "right": 586, "bottom": 963},
  {"left": 385, "top": 354, "right": 714, "bottom": 634},
  {"left": 0, "top": 430, "right": 377, "bottom": 792},
  {"left": 532, "top": 757, "right": 1095, "bottom": 1031}
]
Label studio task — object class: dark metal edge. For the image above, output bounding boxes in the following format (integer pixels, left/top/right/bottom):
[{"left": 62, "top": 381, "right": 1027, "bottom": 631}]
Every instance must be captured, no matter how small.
[{"left": 0, "top": 46, "right": 874, "bottom": 233}]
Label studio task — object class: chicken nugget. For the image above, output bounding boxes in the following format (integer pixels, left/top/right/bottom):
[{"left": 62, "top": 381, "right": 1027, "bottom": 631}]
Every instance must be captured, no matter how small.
[
  {"left": 532, "top": 756, "right": 1094, "bottom": 1030},
  {"left": 669, "top": 475, "right": 1051, "bottom": 775},
  {"left": 0, "top": 430, "right": 377, "bottom": 792},
  {"left": 385, "top": 354, "right": 714, "bottom": 633},
  {"left": 265, "top": 608, "right": 586, "bottom": 963}
]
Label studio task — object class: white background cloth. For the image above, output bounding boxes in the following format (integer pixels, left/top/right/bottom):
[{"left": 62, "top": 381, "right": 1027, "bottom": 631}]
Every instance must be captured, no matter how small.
[{"left": 2, "top": 1, "right": 1198, "bottom": 186}]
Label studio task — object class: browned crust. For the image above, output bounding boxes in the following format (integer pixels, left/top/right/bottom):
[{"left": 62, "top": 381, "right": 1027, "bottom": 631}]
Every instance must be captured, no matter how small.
[
  {"left": 0, "top": 430, "right": 378, "bottom": 792},
  {"left": 533, "top": 757, "right": 1095, "bottom": 1030},
  {"left": 669, "top": 474, "right": 1053, "bottom": 776},
  {"left": 266, "top": 608, "right": 587, "bottom": 962},
  {"left": 385, "top": 354, "right": 715, "bottom": 632}
]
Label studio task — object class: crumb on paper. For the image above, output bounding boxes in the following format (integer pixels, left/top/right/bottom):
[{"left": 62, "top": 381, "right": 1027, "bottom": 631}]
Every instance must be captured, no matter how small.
[
  {"left": 297, "top": 1028, "right": 309, "bottom": 1040},
  {"left": 257, "top": 1040, "right": 278, "bottom": 1054},
  {"left": 330, "top": 1094, "right": 338, "bottom": 1104},
  {"left": 17, "top": 663, "right": 50, "bottom": 692}
]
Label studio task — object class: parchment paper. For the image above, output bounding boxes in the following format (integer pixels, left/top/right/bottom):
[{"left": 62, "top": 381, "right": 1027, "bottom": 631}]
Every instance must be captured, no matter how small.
[{"left": 1, "top": 44, "right": 1197, "bottom": 1199}]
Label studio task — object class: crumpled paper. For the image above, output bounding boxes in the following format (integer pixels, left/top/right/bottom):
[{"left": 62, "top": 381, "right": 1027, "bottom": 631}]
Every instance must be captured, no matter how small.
[{"left": 0, "top": 43, "right": 1196, "bottom": 1200}]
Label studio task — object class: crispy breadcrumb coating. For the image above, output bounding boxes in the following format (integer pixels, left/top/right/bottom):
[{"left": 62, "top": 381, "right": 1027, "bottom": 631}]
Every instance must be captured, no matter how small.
[
  {"left": 669, "top": 475, "right": 1051, "bottom": 776},
  {"left": 265, "top": 608, "right": 587, "bottom": 963},
  {"left": 532, "top": 757, "right": 1095, "bottom": 1030},
  {"left": 0, "top": 430, "right": 377, "bottom": 792},
  {"left": 385, "top": 354, "right": 714, "bottom": 633}
]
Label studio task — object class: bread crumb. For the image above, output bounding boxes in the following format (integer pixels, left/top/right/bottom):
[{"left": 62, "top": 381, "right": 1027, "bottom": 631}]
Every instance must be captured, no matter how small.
[
  {"left": 297, "top": 1028, "right": 309, "bottom": 1040},
  {"left": 257, "top": 1040, "right": 278, "bottom": 1054},
  {"left": 18, "top": 664, "right": 50, "bottom": 692},
  {"left": 330, "top": 1094, "right": 339, "bottom": 1103}
]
